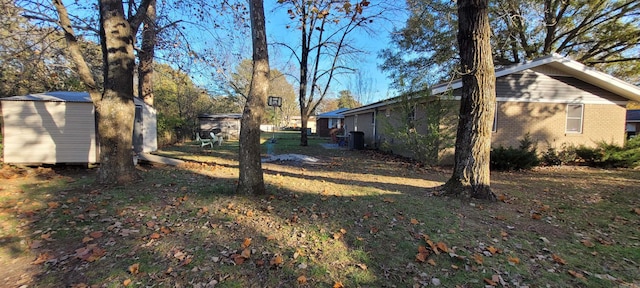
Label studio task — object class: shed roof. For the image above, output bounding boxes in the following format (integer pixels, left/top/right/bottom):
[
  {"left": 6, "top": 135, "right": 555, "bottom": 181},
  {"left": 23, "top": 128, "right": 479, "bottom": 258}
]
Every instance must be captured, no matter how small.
[
  {"left": 317, "top": 108, "right": 349, "bottom": 119},
  {"left": 343, "top": 54, "right": 640, "bottom": 116},
  {"left": 1, "top": 91, "right": 147, "bottom": 105},
  {"left": 627, "top": 110, "right": 640, "bottom": 122}
]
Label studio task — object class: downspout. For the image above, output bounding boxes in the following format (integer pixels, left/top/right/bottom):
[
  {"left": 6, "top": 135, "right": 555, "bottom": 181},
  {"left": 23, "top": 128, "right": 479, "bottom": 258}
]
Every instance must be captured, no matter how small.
[{"left": 373, "top": 108, "right": 378, "bottom": 149}]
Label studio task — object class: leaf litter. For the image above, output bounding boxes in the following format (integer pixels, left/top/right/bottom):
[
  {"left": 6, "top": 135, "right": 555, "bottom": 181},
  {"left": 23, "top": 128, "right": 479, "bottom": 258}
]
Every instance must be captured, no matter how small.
[{"left": 0, "top": 150, "right": 639, "bottom": 287}]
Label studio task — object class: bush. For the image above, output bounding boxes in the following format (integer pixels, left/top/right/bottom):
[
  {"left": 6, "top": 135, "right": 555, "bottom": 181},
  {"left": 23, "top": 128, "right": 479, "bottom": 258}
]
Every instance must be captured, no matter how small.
[
  {"left": 575, "top": 145, "right": 603, "bottom": 165},
  {"left": 491, "top": 134, "right": 540, "bottom": 171},
  {"left": 541, "top": 147, "right": 562, "bottom": 166}
]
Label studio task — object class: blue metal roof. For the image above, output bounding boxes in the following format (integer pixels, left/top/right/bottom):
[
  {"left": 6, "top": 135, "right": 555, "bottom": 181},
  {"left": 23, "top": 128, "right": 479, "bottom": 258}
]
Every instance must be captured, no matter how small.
[{"left": 317, "top": 108, "right": 349, "bottom": 118}]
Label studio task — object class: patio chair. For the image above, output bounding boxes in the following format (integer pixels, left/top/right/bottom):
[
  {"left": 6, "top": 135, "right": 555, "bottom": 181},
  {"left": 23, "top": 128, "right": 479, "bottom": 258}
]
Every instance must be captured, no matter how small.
[
  {"left": 196, "top": 133, "right": 213, "bottom": 148},
  {"left": 210, "top": 132, "right": 224, "bottom": 146}
]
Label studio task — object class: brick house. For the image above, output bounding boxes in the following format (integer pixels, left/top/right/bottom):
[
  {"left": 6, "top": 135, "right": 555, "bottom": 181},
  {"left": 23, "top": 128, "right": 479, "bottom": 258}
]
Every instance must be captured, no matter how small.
[
  {"left": 342, "top": 54, "right": 640, "bottom": 163},
  {"left": 316, "top": 108, "right": 348, "bottom": 137}
]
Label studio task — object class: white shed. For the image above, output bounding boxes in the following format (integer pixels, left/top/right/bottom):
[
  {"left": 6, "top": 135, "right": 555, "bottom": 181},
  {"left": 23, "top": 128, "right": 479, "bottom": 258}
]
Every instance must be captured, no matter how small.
[{"left": 0, "top": 91, "right": 157, "bottom": 164}]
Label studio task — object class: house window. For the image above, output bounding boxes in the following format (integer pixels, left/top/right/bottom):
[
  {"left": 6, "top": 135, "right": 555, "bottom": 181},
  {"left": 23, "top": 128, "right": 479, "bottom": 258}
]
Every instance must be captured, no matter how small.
[{"left": 566, "top": 104, "right": 583, "bottom": 133}]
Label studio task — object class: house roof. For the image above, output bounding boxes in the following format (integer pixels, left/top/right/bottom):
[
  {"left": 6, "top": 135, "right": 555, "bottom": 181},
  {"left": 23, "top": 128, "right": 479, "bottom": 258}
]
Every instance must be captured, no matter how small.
[
  {"left": 627, "top": 110, "right": 640, "bottom": 122},
  {"left": 198, "top": 113, "right": 243, "bottom": 119},
  {"left": 1, "top": 91, "right": 146, "bottom": 105},
  {"left": 317, "top": 108, "right": 349, "bottom": 119},
  {"left": 431, "top": 53, "right": 640, "bottom": 102},
  {"left": 342, "top": 54, "right": 640, "bottom": 116}
]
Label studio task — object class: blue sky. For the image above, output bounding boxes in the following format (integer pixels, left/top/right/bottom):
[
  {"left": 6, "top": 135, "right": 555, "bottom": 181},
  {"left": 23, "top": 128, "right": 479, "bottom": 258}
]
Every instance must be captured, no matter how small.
[{"left": 261, "top": 1, "right": 407, "bottom": 104}]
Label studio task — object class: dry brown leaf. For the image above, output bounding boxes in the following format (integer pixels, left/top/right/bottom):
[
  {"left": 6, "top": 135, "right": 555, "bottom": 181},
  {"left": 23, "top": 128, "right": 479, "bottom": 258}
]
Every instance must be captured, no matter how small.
[
  {"left": 233, "top": 254, "right": 245, "bottom": 265},
  {"left": 270, "top": 255, "right": 283, "bottom": 266},
  {"left": 451, "top": 264, "right": 459, "bottom": 270},
  {"left": 484, "top": 278, "right": 497, "bottom": 286},
  {"left": 531, "top": 212, "right": 542, "bottom": 220},
  {"left": 500, "top": 231, "right": 509, "bottom": 238},
  {"left": 150, "top": 232, "right": 161, "bottom": 239},
  {"left": 241, "top": 238, "right": 252, "bottom": 249},
  {"left": 129, "top": 263, "right": 140, "bottom": 275},
  {"left": 552, "top": 254, "right": 567, "bottom": 265},
  {"left": 473, "top": 253, "right": 483, "bottom": 265},
  {"left": 41, "top": 233, "right": 52, "bottom": 240},
  {"left": 81, "top": 237, "right": 93, "bottom": 243},
  {"left": 415, "top": 252, "right": 428, "bottom": 262},
  {"left": 123, "top": 279, "right": 132, "bottom": 286},
  {"left": 32, "top": 252, "right": 53, "bottom": 265},
  {"left": 436, "top": 242, "right": 448, "bottom": 253},
  {"left": 333, "top": 281, "right": 344, "bottom": 288},
  {"left": 568, "top": 270, "right": 585, "bottom": 279},
  {"left": 29, "top": 240, "right": 43, "bottom": 249},
  {"left": 333, "top": 232, "right": 342, "bottom": 240},
  {"left": 266, "top": 235, "right": 276, "bottom": 241},
  {"left": 241, "top": 248, "right": 251, "bottom": 259},
  {"left": 410, "top": 218, "right": 419, "bottom": 225},
  {"left": 85, "top": 247, "right": 106, "bottom": 262},
  {"left": 427, "top": 259, "right": 436, "bottom": 266},
  {"left": 89, "top": 231, "right": 103, "bottom": 239},
  {"left": 146, "top": 221, "right": 155, "bottom": 228},
  {"left": 369, "top": 227, "right": 379, "bottom": 234},
  {"left": 426, "top": 240, "right": 439, "bottom": 255},
  {"left": 356, "top": 263, "right": 367, "bottom": 270},
  {"left": 160, "top": 226, "right": 172, "bottom": 234},
  {"left": 633, "top": 207, "right": 640, "bottom": 215},
  {"left": 508, "top": 256, "right": 520, "bottom": 265},
  {"left": 382, "top": 197, "right": 395, "bottom": 203},
  {"left": 47, "top": 202, "right": 60, "bottom": 209},
  {"left": 180, "top": 257, "right": 192, "bottom": 266},
  {"left": 581, "top": 239, "right": 595, "bottom": 247},
  {"left": 297, "top": 275, "right": 307, "bottom": 284},
  {"left": 497, "top": 194, "right": 506, "bottom": 202},
  {"left": 487, "top": 246, "right": 499, "bottom": 255},
  {"left": 340, "top": 228, "right": 347, "bottom": 234}
]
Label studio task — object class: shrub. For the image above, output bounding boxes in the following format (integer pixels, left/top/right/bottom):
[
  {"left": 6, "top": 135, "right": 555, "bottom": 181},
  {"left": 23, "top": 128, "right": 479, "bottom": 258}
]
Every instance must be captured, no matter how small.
[
  {"left": 491, "top": 134, "right": 540, "bottom": 171},
  {"left": 574, "top": 145, "right": 603, "bottom": 165},
  {"left": 541, "top": 147, "right": 562, "bottom": 166}
]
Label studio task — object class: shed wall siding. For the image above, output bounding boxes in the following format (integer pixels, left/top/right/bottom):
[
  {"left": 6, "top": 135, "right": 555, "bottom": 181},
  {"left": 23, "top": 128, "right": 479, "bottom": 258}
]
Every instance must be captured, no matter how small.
[{"left": 2, "top": 101, "right": 97, "bottom": 163}]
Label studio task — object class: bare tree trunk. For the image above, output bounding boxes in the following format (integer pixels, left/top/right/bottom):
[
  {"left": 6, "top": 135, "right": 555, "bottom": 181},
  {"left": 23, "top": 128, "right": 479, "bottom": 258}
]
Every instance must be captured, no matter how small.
[
  {"left": 237, "top": 0, "right": 269, "bottom": 195},
  {"left": 442, "top": 0, "right": 496, "bottom": 201},
  {"left": 97, "top": 0, "right": 140, "bottom": 184},
  {"left": 139, "top": 0, "right": 156, "bottom": 106},
  {"left": 298, "top": 4, "right": 309, "bottom": 147}
]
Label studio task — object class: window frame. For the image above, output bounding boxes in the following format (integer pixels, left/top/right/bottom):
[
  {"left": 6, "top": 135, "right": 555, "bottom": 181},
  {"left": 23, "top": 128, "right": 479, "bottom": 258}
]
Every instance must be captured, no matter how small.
[{"left": 565, "top": 103, "right": 584, "bottom": 134}]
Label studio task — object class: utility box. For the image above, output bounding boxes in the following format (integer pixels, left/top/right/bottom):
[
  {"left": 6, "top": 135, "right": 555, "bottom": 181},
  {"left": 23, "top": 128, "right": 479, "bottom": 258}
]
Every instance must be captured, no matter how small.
[{"left": 349, "top": 131, "right": 364, "bottom": 150}]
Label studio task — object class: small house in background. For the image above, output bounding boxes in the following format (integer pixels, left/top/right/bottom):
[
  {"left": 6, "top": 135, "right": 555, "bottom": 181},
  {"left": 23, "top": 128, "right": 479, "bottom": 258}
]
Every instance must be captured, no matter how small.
[
  {"left": 198, "top": 113, "right": 242, "bottom": 139},
  {"left": 343, "top": 54, "right": 640, "bottom": 164},
  {"left": 285, "top": 115, "right": 317, "bottom": 134},
  {"left": 626, "top": 110, "right": 640, "bottom": 139},
  {"left": 0, "top": 91, "right": 157, "bottom": 164},
  {"left": 316, "top": 108, "right": 348, "bottom": 137}
]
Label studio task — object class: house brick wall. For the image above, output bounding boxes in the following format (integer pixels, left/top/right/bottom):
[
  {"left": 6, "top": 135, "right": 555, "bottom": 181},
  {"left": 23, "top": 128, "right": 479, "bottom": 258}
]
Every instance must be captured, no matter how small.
[{"left": 493, "top": 102, "right": 626, "bottom": 150}]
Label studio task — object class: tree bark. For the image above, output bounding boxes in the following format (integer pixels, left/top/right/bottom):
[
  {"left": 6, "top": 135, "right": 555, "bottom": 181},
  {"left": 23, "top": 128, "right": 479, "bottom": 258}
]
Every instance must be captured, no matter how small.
[
  {"left": 237, "top": 0, "right": 269, "bottom": 195},
  {"left": 97, "top": 0, "right": 140, "bottom": 184},
  {"left": 138, "top": 0, "right": 156, "bottom": 106},
  {"left": 442, "top": 0, "right": 496, "bottom": 201}
]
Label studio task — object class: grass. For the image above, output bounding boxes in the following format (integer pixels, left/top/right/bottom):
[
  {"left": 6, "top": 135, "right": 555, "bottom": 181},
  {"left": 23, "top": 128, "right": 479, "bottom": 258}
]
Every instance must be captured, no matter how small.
[{"left": 0, "top": 131, "right": 639, "bottom": 287}]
